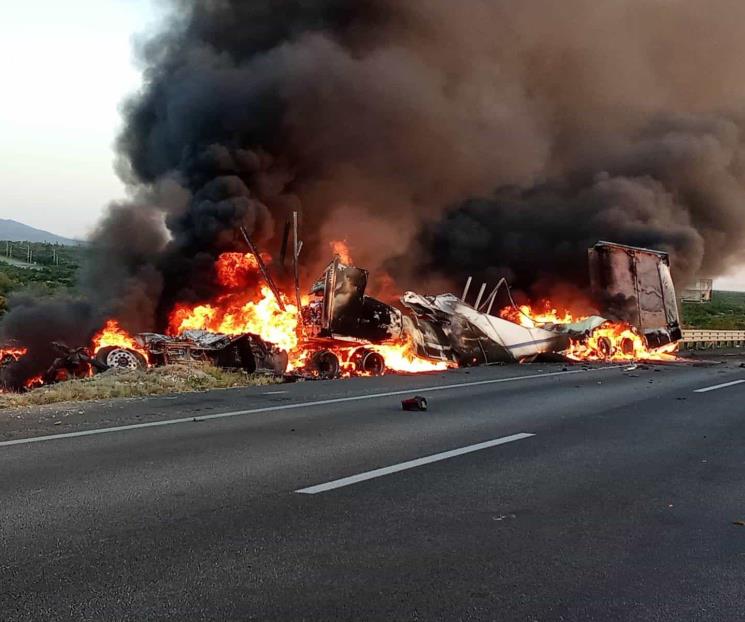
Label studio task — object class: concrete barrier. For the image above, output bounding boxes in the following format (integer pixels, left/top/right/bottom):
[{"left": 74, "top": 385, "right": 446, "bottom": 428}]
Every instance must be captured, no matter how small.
[{"left": 681, "top": 329, "right": 745, "bottom": 349}]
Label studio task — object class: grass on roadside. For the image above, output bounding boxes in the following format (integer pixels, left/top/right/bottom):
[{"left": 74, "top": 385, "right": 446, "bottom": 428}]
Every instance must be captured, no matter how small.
[
  {"left": 0, "top": 364, "right": 281, "bottom": 409},
  {"left": 681, "top": 290, "right": 745, "bottom": 330}
]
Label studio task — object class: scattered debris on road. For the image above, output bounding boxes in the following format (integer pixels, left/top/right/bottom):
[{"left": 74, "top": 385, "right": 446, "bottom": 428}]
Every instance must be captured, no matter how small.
[{"left": 402, "top": 396, "right": 428, "bottom": 411}]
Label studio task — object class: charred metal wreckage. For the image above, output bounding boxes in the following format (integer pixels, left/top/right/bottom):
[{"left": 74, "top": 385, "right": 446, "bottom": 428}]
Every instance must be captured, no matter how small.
[
  {"left": 295, "top": 240, "right": 681, "bottom": 374},
  {"left": 42, "top": 332, "right": 288, "bottom": 381},
  {"left": 1, "top": 237, "right": 682, "bottom": 390}
]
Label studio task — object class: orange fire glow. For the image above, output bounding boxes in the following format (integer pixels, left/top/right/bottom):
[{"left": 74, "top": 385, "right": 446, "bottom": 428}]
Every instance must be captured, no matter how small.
[
  {"left": 1, "top": 346, "right": 28, "bottom": 362},
  {"left": 331, "top": 240, "right": 353, "bottom": 264},
  {"left": 215, "top": 252, "right": 261, "bottom": 287},
  {"left": 23, "top": 374, "right": 44, "bottom": 390},
  {"left": 328, "top": 341, "right": 450, "bottom": 377},
  {"left": 369, "top": 340, "right": 450, "bottom": 373},
  {"left": 500, "top": 302, "right": 577, "bottom": 328},
  {"left": 1, "top": 347, "right": 31, "bottom": 392},
  {"left": 92, "top": 319, "right": 147, "bottom": 358},
  {"left": 500, "top": 302, "right": 679, "bottom": 362},
  {"left": 168, "top": 252, "right": 303, "bottom": 364},
  {"left": 564, "top": 324, "right": 679, "bottom": 362},
  {"left": 168, "top": 250, "right": 446, "bottom": 374},
  {"left": 169, "top": 286, "right": 302, "bottom": 354}
]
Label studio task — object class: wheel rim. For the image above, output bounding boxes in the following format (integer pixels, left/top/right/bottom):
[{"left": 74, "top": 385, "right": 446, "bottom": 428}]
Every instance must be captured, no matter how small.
[{"left": 105, "top": 349, "right": 141, "bottom": 370}]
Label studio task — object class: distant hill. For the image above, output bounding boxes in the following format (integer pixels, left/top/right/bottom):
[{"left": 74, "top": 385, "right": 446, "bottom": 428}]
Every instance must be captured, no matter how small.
[{"left": 0, "top": 219, "right": 80, "bottom": 245}]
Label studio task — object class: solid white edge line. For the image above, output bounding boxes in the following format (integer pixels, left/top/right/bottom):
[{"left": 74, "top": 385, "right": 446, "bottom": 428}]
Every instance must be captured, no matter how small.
[
  {"left": 0, "top": 366, "right": 621, "bottom": 448},
  {"left": 693, "top": 379, "right": 745, "bottom": 393},
  {"left": 295, "top": 433, "right": 535, "bottom": 494}
]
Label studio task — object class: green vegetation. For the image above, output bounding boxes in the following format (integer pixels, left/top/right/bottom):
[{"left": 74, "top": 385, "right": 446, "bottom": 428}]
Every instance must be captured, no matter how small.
[
  {"left": 0, "top": 364, "right": 280, "bottom": 409},
  {"left": 681, "top": 290, "right": 745, "bottom": 330},
  {"left": 0, "top": 241, "right": 84, "bottom": 314}
]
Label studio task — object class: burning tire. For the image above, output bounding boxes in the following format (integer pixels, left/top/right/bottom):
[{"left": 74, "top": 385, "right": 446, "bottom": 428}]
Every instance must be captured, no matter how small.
[
  {"left": 619, "top": 337, "right": 636, "bottom": 356},
  {"left": 95, "top": 346, "right": 148, "bottom": 371},
  {"left": 308, "top": 350, "right": 340, "bottom": 379},
  {"left": 351, "top": 348, "right": 386, "bottom": 376},
  {"left": 596, "top": 336, "right": 613, "bottom": 359}
]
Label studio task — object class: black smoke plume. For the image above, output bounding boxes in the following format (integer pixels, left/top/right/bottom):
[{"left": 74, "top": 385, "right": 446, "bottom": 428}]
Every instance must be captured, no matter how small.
[{"left": 5, "top": 0, "right": 745, "bottom": 386}]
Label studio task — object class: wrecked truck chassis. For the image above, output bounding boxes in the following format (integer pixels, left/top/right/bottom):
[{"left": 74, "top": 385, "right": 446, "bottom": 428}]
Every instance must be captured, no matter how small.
[
  {"left": 30, "top": 331, "right": 290, "bottom": 387},
  {"left": 298, "top": 338, "right": 388, "bottom": 379},
  {"left": 134, "top": 331, "right": 289, "bottom": 375}
]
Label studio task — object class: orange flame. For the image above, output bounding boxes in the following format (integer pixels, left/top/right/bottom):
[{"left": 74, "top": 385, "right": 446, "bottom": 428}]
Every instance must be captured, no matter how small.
[
  {"left": 325, "top": 341, "right": 450, "bottom": 377},
  {"left": 92, "top": 320, "right": 147, "bottom": 357},
  {"left": 169, "top": 252, "right": 302, "bottom": 357},
  {"left": 500, "top": 302, "right": 679, "bottom": 362},
  {"left": 215, "top": 252, "right": 262, "bottom": 288},
  {"left": 24, "top": 374, "right": 44, "bottom": 390},
  {"left": 168, "top": 250, "right": 447, "bottom": 374},
  {"left": 1, "top": 346, "right": 28, "bottom": 362},
  {"left": 169, "top": 286, "right": 302, "bottom": 354},
  {"left": 369, "top": 340, "right": 450, "bottom": 373},
  {"left": 330, "top": 240, "right": 353, "bottom": 264},
  {"left": 500, "top": 302, "right": 577, "bottom": 328},
  {"left": 565, "top": 324, "right": 679, "bottom": 362}
]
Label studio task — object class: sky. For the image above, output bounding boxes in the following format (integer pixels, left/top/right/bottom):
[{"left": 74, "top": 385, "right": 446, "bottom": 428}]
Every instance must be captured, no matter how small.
[
  {"left": 0, "top": 1, "right": 744, "bottom": 290},
  {"left": 0, "top": 0, "right": 159, "bottom": 240}
]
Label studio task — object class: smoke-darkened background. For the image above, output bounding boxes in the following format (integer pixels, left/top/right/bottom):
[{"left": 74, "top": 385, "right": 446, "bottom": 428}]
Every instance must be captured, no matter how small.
[
  {"left": 4, "top": 0, "right": 745, "bottom": 382},
  {"left": 116, "top": 0, "right": 745, "bottom": 298}
]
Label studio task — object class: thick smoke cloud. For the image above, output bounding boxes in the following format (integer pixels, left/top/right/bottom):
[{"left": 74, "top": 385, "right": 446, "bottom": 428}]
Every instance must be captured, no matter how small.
[
  {"left": 4, "top": 0, "right": 745, "bottom": 385},
  {"left": 417, "top": 113, "right": 745, "bottom": 291},
  {"left": 113, "top": 0, "right": 745, "bottom": 294}
]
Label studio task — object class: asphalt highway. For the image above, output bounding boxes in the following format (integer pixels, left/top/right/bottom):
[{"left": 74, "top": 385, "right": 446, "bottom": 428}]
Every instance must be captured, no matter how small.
[{"left": 2, "top": 360, "right": 745, "bottom": 620}]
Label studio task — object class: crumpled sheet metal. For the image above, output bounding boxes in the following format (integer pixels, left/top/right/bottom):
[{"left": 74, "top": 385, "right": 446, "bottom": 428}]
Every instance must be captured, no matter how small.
[{"left": 401, "top": 292, "right": 576, "bottom": 364}]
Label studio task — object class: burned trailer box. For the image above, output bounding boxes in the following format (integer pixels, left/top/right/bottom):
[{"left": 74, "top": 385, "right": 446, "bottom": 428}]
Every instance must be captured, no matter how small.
[{"left": 588, "top": 241, "right": 681, "bottom": 347}]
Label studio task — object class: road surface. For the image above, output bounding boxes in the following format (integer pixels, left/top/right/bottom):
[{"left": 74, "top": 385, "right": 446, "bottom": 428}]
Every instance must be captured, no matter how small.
[{"left": 2, "top": 360, "right": 744, "bottom": 620}]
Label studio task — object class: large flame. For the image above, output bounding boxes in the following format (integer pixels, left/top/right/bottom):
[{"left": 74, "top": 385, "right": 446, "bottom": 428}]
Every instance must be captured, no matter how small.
[
  {"left": 168, "top": 250, "right": 446, "bottom": 373},
  {"left": 369, "top": 340, "right": 450, "bottom": 373},
  {"left": 330, "top": 240, "right": 353, "bottom": 264},
  {"left": 500, "top": 302, "right": 679, "bottom": 362},
  {"left": 500, "top": 303, "right": 576, "bottom": 328},
  {"left": 169, "top": 287, "right": 302, "bottom": 354},
  {"left": 168, "top": 252, "right": 302, "bottom": 364},
  {"left": 92, "top": 319, "right": 147, "bottom": 357},
  {"left": 564, "top": 323, "right": 678, "bottom": 361},
  {"left": 214, "top": 251, "right": 262, "bottom": 288}
]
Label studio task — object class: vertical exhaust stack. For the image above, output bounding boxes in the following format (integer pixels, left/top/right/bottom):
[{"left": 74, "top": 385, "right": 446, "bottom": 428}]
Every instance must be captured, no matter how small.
[{"left": 588, "top": 241, "right": 682, "bottom": 348}]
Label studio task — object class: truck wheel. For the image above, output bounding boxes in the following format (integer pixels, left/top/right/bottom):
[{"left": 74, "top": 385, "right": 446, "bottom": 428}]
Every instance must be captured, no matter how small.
[
  {"left": 596, "top": 336, "right": 613, "bottom": 359},
  {"left": 309, "top": 350, "right": 340, "bottom": 379},
  {"left": 619, "top": 337, "right": 636, "bottom": 356},
  {"left": 352, "top": 348, "right": 385, "bottom": 376},
  {"left": 95, "top": 346, "right": 147, "bottom": 371}
]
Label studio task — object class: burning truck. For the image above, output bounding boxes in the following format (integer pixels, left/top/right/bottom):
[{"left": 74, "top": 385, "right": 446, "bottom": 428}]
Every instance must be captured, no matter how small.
[
  {"left": 0, "top": 237, "right": 680, "bottom": 392},
  {"left": 297, "top": 239, "right": 680, "bottom": 372}
]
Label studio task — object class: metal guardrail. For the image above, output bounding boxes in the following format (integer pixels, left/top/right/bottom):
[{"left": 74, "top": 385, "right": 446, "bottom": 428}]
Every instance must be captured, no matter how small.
[{"left": 681, "top": 329, "right": 745, "bottom": 347}]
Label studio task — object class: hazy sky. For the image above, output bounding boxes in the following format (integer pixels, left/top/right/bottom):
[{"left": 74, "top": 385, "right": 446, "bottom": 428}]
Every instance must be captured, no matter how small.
[
  {"left": 1, "top": 1, "right": 744, "bottom": 289},
  {"left": 0, "top": 0, "right": 158, "bottom": 239}
]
